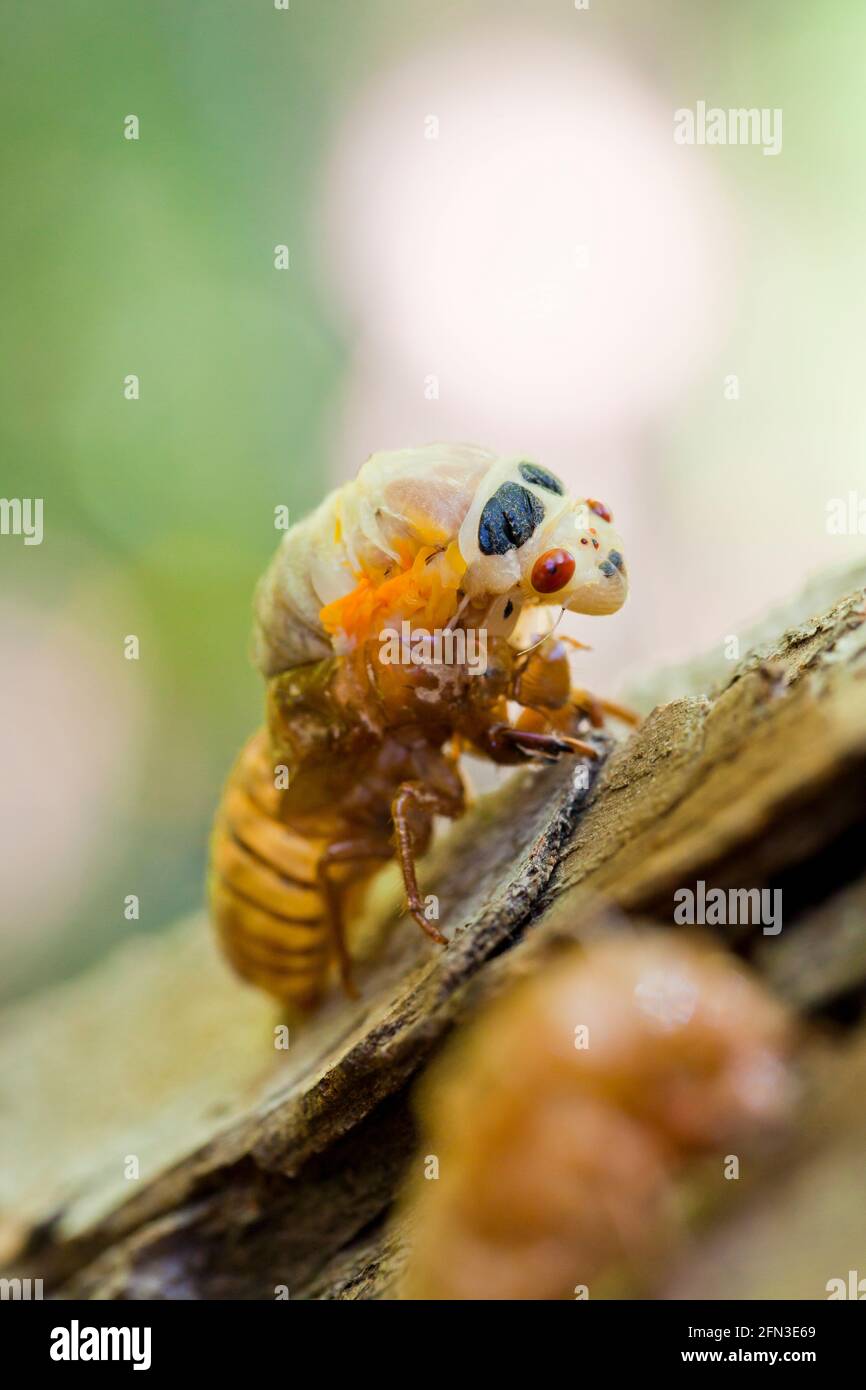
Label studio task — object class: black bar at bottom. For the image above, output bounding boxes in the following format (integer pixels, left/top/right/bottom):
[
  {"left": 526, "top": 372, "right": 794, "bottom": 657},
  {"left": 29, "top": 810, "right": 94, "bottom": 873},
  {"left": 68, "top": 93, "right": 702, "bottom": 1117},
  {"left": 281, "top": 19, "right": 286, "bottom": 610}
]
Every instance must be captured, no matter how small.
[{"left": 2, "top": 1296, "right": 860, "bottom": 1375}]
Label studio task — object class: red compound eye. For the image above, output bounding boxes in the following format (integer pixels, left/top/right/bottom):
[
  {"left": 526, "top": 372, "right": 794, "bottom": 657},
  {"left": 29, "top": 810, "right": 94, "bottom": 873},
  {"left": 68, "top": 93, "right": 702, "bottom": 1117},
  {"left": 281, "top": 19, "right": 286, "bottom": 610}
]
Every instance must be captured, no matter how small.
[
  {"left": 587, "top": 498, "right": 613, "bottom": 523},
  {"left": 531, "top": 548, "right": 576, "bottom": 594}
]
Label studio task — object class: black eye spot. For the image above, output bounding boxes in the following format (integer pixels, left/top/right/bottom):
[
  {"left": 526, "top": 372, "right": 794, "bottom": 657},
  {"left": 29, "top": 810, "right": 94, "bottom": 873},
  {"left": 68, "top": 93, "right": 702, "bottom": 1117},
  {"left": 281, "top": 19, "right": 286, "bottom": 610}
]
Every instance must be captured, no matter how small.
[
  {"left": 518, "top": 462, "right": 565, "bottom": 495},
  {"left": 503, "top": 599, "right": 514, "bottom": 618},
  {"left": 477, "top": 497, "right": 507, "bottom": 555},
  {"left": 478, "top": 482, "right": 545, "bottom": 555}
]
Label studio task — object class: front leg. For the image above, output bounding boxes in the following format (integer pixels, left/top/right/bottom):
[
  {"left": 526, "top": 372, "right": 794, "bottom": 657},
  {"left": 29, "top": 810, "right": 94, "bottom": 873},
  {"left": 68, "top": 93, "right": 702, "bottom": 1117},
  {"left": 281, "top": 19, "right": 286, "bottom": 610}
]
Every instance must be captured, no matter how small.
[
  {"left": 570, "top": 687, "right": 642, "bottom": 730},
  {"left": 488, "top": 724, "right": 600, "bottom": 762},
  {"left": 513, "top": 637, "right": 640, "bottom": 731}
]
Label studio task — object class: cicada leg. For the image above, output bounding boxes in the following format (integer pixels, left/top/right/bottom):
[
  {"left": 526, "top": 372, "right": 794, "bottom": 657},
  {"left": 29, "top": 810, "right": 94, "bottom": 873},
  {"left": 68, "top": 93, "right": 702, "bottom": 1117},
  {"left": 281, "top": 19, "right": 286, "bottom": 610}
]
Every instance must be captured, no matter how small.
[
  {"left": 512, "top": 637, "right": 640, "bottom": 733},
  {"left": 489, "top": 725, "right": 600, "bottom": 761},
  {"left": 317, "top": 838, "right": 392, "bottom": 998},
  {"left": 391, "top": 782, "right": 464, "bottom": 944},
  {"left": 570, "top": 688, "right": 641, "bottom": 729}
]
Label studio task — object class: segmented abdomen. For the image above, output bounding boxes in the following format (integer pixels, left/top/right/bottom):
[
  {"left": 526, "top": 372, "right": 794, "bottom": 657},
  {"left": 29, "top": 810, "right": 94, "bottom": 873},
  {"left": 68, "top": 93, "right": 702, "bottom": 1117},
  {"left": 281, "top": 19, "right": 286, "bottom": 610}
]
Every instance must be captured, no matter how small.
[{"left": 209, "top": 730, "right": 333, "bottom": 1009}]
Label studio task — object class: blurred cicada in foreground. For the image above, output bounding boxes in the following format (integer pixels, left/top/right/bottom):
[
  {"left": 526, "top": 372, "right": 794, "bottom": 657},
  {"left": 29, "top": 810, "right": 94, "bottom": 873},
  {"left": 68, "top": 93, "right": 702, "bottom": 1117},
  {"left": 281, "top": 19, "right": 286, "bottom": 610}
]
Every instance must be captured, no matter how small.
[
  {"left": 209, "top": 445, "right": 635, "bottom": 1009},
  {"left": 397, "top": 932, "right": 794, "bottom": 1300}
]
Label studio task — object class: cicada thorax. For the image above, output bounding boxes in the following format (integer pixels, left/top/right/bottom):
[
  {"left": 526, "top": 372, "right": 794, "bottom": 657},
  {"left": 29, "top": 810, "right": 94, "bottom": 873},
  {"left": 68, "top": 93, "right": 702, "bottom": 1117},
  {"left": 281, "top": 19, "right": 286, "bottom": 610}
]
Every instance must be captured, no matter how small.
[{"left": 251, "top": 445, "right": 497, "bottom": 680}]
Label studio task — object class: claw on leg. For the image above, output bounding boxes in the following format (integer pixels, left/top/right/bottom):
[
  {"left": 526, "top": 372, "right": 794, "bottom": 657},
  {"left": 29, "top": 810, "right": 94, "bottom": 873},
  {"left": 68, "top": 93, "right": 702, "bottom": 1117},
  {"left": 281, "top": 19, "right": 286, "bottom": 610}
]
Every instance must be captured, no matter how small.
[
  {"left": 494, "top": 725, "right": 600, "bottom": 761},
  {"left": 512, "top": 636, "right": 640, "bottom": 731},
  {"left": 408, "top": 902, "right": 448, "bottom": 945},
  {"left": 391, "top": 782, "right": 460, "bottom": 945}
]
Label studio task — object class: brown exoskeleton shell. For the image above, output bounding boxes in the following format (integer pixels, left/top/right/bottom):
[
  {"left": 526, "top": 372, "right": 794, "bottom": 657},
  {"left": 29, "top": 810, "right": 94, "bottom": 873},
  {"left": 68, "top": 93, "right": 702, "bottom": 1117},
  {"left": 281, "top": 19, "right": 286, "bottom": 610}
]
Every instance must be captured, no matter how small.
[{"left": 209, "top": 446, "right": 633, "bottom": 1009}]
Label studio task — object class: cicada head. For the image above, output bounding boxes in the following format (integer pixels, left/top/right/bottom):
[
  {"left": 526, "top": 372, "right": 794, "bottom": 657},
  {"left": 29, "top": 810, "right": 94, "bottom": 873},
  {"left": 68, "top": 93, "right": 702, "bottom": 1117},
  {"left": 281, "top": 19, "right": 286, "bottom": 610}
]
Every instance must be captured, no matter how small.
[
  {"left": 529, "top": 495, "right": 627, "bottom": 616},
  {"left": 457, "top": 458, "right": 627, "bottom": 618}
]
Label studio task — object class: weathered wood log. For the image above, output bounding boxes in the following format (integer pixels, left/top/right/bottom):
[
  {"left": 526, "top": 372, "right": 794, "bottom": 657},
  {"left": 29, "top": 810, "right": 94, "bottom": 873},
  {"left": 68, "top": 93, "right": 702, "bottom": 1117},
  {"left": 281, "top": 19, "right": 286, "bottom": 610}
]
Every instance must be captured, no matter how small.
[{"left": 2, "top": 560, "right": 866, "bottom": 1299}]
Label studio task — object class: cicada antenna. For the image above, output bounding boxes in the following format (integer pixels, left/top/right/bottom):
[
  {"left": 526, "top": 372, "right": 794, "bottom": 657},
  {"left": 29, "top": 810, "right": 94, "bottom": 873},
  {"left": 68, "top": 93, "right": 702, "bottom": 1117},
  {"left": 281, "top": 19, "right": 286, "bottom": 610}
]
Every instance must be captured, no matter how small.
[{"left": 515, "top": 605, "right": 566, "bottom": 658}]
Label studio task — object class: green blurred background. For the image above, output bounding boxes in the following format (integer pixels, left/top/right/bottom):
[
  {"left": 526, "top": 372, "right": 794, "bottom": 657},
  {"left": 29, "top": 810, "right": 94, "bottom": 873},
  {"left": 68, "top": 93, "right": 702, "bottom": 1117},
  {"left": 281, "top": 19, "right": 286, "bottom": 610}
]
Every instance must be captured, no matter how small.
[{"left": 2, "top": 0, "right": 864, "bottom": 1000}]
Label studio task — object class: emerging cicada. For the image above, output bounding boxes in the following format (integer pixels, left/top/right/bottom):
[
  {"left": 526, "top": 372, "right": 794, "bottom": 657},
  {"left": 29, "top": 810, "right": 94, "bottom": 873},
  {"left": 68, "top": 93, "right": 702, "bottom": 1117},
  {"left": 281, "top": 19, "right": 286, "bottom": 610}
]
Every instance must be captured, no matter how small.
[{"left": 209, "top": 445, "right": 634, "bottom": 1009}]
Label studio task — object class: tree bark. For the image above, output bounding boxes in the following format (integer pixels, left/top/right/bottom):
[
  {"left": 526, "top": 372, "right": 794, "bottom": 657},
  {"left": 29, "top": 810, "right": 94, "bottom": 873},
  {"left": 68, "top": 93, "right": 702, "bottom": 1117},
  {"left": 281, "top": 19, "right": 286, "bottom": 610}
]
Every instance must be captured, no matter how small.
[{"left": 2, "top": 561, "right": 866, "bottom": 1299}]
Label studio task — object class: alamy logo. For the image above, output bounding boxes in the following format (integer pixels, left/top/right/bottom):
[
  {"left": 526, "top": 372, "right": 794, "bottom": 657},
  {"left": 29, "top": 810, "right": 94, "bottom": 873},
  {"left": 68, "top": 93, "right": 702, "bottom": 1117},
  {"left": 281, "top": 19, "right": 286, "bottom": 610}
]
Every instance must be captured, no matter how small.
[
  {"left": 826, "top": 1270, "right": 866, "bottom": 1299},
  {"left": 50, "top": 1320, "right": 152, "bottom": 1371},
  {"left": 0, "top": 497, "right": 43, "bottom": 545},
  {"left": 674, "top": 102, "right": 782, "bottom": 156},
  {"left": 379, "top": 620, "right": 488, "bottom": 676},
  {"left": 826, "top": 491, "right": 866, "bottom": 535},
  {"left": 673, "top": 881, "right": 782, "bottom": 936},
  {"left": 0, "top": 1277, "right": 43, "bottom": 1299}
]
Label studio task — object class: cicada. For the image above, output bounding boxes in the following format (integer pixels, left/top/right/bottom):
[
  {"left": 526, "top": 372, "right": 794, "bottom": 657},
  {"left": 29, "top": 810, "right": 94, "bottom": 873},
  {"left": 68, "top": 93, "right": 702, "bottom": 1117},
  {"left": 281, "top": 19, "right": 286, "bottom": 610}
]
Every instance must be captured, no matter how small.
[
  {"left": 398, "top": 932, "right": 793, "bottom": 1300},
  {"left": 209, "top": 445, "right": 634, "bottom": 1009}
]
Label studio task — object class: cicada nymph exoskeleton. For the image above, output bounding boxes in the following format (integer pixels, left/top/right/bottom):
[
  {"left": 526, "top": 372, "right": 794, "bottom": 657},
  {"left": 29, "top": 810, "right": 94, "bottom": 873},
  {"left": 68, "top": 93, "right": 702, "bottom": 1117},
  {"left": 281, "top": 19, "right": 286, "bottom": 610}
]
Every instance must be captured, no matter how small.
[
  {"left": 397, "top": 932, "right": 794, "bottom": 1300},
  {"left": 209, "top": 445, "right": 636, "bottom": 1009}
]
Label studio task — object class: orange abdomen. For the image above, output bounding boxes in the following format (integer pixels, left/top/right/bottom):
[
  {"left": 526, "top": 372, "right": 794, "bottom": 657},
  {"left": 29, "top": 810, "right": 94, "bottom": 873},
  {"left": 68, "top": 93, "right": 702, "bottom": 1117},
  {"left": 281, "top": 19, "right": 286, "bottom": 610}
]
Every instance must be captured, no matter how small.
[{"left": 209, "top": 730, "right": 336, "bottom": 1009}]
